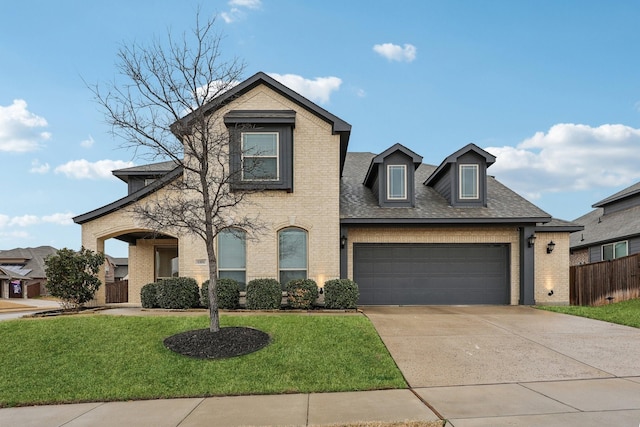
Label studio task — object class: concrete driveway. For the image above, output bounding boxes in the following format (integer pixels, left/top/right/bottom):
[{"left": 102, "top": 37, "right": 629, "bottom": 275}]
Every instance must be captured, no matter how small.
[{"left": 364, "top": 305, "right": 640, "bottom": 426}]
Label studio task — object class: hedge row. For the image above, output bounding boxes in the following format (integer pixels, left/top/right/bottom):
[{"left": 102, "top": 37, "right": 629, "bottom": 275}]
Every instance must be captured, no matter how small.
[{"left": 140, "top": 277, "right": 358, "bottom": 310}]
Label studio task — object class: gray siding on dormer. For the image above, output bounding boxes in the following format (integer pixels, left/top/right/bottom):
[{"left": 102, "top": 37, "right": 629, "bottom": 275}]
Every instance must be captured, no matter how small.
[
  {"left": 371, "top": 177, "right": 380, "bottom": 203},
  {"left": 128, "top": 177, "right": 146, "bottom": 195},
  {"left": 433, "top": 168, "right": 452, "bottom": 204}
]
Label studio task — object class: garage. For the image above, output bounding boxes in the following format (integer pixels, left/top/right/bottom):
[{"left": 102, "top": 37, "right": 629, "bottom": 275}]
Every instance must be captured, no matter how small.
[{"left": 353, "top": 243, "right": 510, "bottom": 305}]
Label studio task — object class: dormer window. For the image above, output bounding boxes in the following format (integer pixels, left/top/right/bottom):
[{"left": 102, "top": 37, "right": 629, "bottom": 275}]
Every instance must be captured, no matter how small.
[
  {"left": 459, "top": 164, "right": 479, "bottom": 199},
  {"left": 387, "top": 165, "right": 407, "bottom": 200},
  {"left": 242, "top": 132, "right": 279, "bottom": 181}
]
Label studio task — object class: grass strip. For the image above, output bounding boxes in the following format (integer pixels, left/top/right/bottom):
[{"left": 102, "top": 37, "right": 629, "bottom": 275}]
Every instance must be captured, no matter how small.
[
  {"left": 0, "top": 314, "right": 406, "bottom": 407},
  {"left": 537, "top": 298, "right": 640, "bottom": 328}
]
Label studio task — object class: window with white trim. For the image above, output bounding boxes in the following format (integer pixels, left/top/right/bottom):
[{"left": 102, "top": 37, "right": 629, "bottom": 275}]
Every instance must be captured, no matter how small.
[
  {"left": 278, "top": 227, "right": 307, "bottom": 285},
  {"left": 602, "top": 241, "right": 628, "bottom": 261},
  {"left": 387, "top": 165, "right": 407, "bottom": 200},
  {"left": 242, "top": 132, "right": 279, "bottom": 181},
  {"left": 218, "top": 229, "right": 247, "bottom": 286},
  {"left": 459, "top": 164, "right": 479, "bottom": 199}
]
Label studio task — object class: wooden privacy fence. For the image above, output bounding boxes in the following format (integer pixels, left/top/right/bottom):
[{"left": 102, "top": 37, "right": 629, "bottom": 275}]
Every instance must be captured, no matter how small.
[
  {"left": 570, "top": 253, "right": 640, "bottom": 306},
  {"left": 106, "top": 280, "right": 128, "bottom": 304}
]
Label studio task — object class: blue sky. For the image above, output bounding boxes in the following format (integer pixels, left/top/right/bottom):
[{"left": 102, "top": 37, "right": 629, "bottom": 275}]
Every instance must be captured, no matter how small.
[{"left": 1, "top": 0, "right": 640, "bottom": 257}]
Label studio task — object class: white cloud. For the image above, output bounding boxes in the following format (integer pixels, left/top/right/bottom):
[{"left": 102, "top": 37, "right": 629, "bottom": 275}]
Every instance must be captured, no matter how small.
[
  {"left": 221, "top": 0, "right": 261, "bottom": 23},
  {"left": 80, "top": 135, "right": 95, "bottom": 148},
  {"left": 0, "top": 212, "right": 74, "bottom": 230},
  {"left": 229, "top": 0, "right": 261, "bottom": 9},
  {"left": 54, "top": 159, "right": 135, "bottom": 180},
  {"left": 268, "top": 73, "right": 342, "bottom": 104},
  {"left": 42, "top": 212, "right": 75, "bottom": 225},
  {"left": 485, "top": 123, "right": 640, "bottom": 200},
  {"left": 373, "top": 43, "right": 417, "bottom": 63},
  {"left": 29, "top": 159, "right": 50, "bottom": 174},
  {"left": 9, "top": 215, "right": 39, "bottom": 227},
  {"left": 0, "top": 99, "right": 51, "bottom": 152}
]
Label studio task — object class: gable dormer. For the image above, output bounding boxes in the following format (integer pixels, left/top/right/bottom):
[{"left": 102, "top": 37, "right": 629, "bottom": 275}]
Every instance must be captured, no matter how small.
[
  {"left": 424, "top": 143, "right": 495, "bottom": 207},
  {"left": 112, "top": 160, "right": 180, "bottom": 195},
  {"left": 364, "top": 143, "right": 423, "bottom": 207}
]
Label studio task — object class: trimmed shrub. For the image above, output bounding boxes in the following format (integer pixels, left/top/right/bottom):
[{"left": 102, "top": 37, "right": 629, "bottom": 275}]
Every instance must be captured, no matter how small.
[
  {"left": 140, "top": 282, "right": 159, "bottom": 308},
  {"left": 285, "top": 279, "right": 319, "bottom": 309},
  {"left": 201, "top": 278, "right": 241, "bottom": 309},
  {"left": 324, "top": 279, "right": 359, "bottom": 309},
  {"left": 245, "top": 278, "right": 282, "bottom": 310},
  {"left": 155, "top": 277, "right": 200, "bottom": 309}
]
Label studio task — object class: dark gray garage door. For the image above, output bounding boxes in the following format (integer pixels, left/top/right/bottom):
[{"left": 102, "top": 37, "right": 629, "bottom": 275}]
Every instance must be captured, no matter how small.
[{"left": 354, "top": 243, "right": 510, "bottom": 305}]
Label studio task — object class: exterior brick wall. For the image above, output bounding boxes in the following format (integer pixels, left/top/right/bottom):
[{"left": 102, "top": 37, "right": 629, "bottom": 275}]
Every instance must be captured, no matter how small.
[
  {"left": 79, "top": 85, "right": 341, "bottom": 304},
  {"left": 534, "top": 232, "right": 570, "bottom": 305}
]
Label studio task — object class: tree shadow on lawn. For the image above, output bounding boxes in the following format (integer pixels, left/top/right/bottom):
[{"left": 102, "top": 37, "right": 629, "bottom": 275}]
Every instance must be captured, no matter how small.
[{"left": 163, "top": 326, "right": 270, "bottom": 359}]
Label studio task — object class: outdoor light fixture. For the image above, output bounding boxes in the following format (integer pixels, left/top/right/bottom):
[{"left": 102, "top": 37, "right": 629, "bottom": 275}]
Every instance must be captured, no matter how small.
[
  {"left": 340, "top": 235, "right": 347, "bottom": 249},
  {"left": 527, "top": 234, "right": 536, "bottom": 247},
  {"left": 547, "top": 241, "right": 555, "bottom": 254},
  {"left": 548, "top": 290, "right": 554, "bottom": 296}
]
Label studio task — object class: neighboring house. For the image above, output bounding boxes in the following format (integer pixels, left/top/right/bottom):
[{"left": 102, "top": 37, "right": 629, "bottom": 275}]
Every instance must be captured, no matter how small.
[
  {"left": 74, "top": 71, "right": 580, "bottom": 306},
  {"left": 0, "top": 246, "right": 58, "bottom": 299},
  {"left": 104, "top": 255, "right": 129, "bottom": 283},
  {"left": 570, "top": 181, "right": 640, "bottom": 265}
]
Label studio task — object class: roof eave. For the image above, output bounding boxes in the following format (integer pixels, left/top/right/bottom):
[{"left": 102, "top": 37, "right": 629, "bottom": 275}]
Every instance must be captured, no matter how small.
[{"left": 73, "top": 167, "right": 183, "bottom": 224}]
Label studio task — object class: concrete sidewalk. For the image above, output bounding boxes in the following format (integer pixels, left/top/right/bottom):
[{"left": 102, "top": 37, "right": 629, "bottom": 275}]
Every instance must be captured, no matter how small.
[{"left": 0, "top": 389, "right": 440, "bottom": 427}]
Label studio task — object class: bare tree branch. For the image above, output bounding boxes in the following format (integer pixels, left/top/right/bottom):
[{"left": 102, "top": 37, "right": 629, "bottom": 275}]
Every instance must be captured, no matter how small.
[{"left": 89, "top": 11, "right": 263, "bottom": 332}]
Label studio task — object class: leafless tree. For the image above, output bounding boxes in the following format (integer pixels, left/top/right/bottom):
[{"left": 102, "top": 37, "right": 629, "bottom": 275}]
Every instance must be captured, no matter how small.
[{"left": 90, "top": 11, "right": 261, "bottom": 332}]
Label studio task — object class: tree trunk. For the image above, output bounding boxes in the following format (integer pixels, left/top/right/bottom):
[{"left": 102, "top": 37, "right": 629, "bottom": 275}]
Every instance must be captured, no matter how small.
[{"left": 207, "top": 244, "right": 220, "bottom": 333}]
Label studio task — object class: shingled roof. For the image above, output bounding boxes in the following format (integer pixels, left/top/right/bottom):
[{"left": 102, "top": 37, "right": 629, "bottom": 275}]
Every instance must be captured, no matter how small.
[{"left": 340, "top": 152, "right": 552, "bottom": 224}]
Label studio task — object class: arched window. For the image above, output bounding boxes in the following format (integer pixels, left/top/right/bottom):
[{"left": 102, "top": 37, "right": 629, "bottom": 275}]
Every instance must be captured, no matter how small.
[
  {"left": 217, "top": 228, "right": 246, "bottom": 286},
  {"left": 278, "top": 227, "right": 307, "bottom": 285}
]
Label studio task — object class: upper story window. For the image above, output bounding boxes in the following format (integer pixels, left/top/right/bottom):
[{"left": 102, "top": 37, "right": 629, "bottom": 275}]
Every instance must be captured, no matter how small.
[
  {"left": 387, "top": 165, "right": 407, "bottom": 200},
  {"left": 459, "top": 164, "right": 479, "bottom": 199},
  {"left": 218, "top": 228, "right": 247, "bottom": 286},
  {"left": 242, "top": 133, "right": 279, "bottom": 181},
  {"left": 224, "top": 110, "right": 295, "bottom": 192},
  {"left": 602, "top": 241, "right": 628, "bottom": 261}
]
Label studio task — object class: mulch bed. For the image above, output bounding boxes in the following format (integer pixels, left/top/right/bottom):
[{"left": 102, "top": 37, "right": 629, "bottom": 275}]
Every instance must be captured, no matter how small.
[{"left": 163, "top": 327, "right": 270, "bottom": 359}]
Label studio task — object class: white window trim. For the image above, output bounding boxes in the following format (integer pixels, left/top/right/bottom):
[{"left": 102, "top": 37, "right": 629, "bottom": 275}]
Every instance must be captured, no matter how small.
[
  {"left": 601, "top": 240, "right": 628, "bottom": 261},
  {"left": 241, "top": 132, "right": 279, "bottom": 181},
  {"left": 387, "top": 165, "right": 407, "bottom": 200},
  {"left": 459, "top": 164, "right": 479, "bottom": 200}
]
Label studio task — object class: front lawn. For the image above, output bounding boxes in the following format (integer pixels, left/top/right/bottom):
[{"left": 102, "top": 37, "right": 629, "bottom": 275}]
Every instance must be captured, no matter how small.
[
  {"left": 0, "top": 314, "right": 406, "bottom": 407},
  {"left": 538, "top": 298, "right": 640, "bottom": 328}
]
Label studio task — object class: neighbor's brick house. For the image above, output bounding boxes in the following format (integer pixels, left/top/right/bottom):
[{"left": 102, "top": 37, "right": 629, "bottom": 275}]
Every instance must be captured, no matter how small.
[{"left": 74, "top": 72, "right": 580, "bottom": 306}]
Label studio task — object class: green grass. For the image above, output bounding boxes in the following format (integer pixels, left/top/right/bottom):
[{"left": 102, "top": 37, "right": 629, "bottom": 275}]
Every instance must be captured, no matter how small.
[
  {"left": 538, "top": 298, "right": 640, "bottom": 328},
  {"left": 0, "top": 314, "right": 406, "bottom": 407}
]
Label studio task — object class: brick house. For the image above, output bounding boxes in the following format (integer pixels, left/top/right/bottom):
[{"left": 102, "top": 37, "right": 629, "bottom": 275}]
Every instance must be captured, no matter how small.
[{"left": 74, "top": 72, "right": 580, "bottom": 306}]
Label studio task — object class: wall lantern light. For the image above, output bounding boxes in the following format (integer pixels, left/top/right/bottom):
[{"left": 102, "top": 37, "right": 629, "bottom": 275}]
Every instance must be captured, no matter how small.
[
  {"left": 527, "top": 234, "right": 536, "bottom": 247},
  {"left": 547, "top": 241, "right": 556, "bottom": 254},
  {"left": 340, "top": 235, "right": 347, "bottom": 249},
  {"left": 548, "top": 289, "right": 554, "bottom": 296}
]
